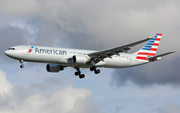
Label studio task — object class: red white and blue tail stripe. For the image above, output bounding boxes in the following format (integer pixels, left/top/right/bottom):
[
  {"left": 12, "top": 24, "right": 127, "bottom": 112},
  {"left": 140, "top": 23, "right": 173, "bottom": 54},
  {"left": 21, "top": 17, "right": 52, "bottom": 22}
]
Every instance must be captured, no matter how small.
[{"left": 135, "top": 33, "right": 162, "bottom": 60}]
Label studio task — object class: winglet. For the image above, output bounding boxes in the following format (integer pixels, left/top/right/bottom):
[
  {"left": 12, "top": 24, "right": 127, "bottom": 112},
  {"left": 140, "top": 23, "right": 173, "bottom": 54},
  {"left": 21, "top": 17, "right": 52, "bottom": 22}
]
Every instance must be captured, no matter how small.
[{"left": 148, "top": 33, "right": 158, "bottom": 39}]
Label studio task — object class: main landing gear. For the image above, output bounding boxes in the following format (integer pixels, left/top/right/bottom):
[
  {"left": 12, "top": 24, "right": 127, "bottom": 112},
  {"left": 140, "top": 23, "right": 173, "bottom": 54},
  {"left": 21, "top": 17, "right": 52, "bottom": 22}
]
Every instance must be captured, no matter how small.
[
  {"left": 74, "top": 68, "right": 85, "bottom": 79},
  {"left": 75, "top": 66, "right": 100, "bottom": 79},
  {"left": 19, "top": 60, "right": 24, "bottom": 68},
  {"left": 90, "top": 66, "right": 100, "bottom": 74}
]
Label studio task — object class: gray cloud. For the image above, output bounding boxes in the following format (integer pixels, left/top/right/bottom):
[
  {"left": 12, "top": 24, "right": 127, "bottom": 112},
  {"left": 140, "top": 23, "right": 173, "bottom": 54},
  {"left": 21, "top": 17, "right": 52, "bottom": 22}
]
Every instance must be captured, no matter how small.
[
  {"left": 157, "top": 104, "right": 180, "bottom": 113},
  {"left": 1, "top": 0, "right": 180, "bottom": 50},
  {"left": 0, "top": 0, "right": 180, "bottom": 87},
  {"left": 0, "top": 0, "right": 180, "bottom": 113},
  {"left": 36, "top": 20, "right": 100, "bottom": 50},
  {"left": 111, "top": 54, "right": 180, "bottom": 87},
  {"left": 0, "top": 26, "right": 24, "bottom": 60}
]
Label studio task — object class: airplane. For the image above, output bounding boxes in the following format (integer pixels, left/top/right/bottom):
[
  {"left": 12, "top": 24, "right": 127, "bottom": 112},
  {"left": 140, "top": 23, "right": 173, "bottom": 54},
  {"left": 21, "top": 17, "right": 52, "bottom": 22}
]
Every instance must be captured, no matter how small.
[{"left": 4, "top": 33, "right": 175, "bottom": 79}]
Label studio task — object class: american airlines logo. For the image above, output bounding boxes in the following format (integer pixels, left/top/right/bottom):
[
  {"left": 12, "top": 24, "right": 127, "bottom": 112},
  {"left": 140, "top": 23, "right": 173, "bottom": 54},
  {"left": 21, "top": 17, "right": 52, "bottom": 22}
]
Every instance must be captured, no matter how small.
[
  {"left": 35, "top": 47, "right": 67, "bottom": 55},
  {"left": 28, "top": 46, "right": 34, "bottom": 53}
]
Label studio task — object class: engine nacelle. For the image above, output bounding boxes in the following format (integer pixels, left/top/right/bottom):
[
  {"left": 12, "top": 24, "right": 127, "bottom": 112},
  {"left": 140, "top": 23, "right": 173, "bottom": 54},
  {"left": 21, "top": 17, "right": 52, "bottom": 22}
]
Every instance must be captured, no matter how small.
[
  {"left": 46, "top": 64, "right": 64, "bottom": 72},
  {"left": 148, "top": 57, "right": 161, "bottom": 62},
  {"left": 72, "top": 55, "right": 90, "bottom": 64}
]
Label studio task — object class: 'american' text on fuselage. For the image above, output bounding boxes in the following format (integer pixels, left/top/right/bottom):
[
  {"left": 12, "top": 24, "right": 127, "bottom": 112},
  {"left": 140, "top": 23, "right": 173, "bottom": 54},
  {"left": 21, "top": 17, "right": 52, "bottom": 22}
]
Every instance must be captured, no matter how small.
[{"left": 35, "top": 48, "right": 67, "bottom": 55}]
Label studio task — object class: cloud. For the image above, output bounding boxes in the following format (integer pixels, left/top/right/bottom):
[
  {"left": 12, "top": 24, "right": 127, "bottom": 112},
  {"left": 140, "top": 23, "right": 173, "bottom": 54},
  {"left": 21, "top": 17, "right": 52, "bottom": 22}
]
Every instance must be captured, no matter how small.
[
  {"left": 0, "top": 0, "right": 180, "bottom": 88},
  {"left": 0, "top": 69, "right": 98, "bottom": 113},
  {"left": 0, "top": 70, "right": 12, "bottom": 95},
  {"left": 111, "top": 54, "right": 180, "bottom": 87},
  {"left": 0, "top": 0, "right": 180, "bottom": 50},
  {"left": 0, "top": 26, "right": 24, "bottom": 59},
  {"left": 0, "top": 0, "right": 180, "bottom": 113},
  {"left": 157, "top": 104, "right": 180, "bottom": 113}
]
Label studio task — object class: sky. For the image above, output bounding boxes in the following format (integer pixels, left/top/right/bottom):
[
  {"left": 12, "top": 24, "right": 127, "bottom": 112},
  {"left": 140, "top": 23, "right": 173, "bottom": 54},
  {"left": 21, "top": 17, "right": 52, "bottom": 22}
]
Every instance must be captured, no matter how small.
[{"left": 0, "top": 0, "right": 180, "bottom": 113}]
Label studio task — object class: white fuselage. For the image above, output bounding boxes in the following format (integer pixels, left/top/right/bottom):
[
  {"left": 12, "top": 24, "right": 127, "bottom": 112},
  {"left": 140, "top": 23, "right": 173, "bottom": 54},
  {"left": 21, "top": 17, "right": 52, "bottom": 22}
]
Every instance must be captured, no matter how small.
[{"left": 4, "top": 45, "right": 148, "bottom": 68}]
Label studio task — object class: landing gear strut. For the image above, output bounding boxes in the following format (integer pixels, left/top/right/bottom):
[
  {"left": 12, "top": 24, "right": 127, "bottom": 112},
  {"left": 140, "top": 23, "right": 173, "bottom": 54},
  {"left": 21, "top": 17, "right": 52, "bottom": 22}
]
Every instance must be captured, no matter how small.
[
  {"left": 90, "top": 66, "right": 100, "bottom": 74},
  {"left": 19, "top": 60, "right": 24, "bottom": 68},
  {"left": 75, "top": 68, "right": 85, "bottom": 79}
]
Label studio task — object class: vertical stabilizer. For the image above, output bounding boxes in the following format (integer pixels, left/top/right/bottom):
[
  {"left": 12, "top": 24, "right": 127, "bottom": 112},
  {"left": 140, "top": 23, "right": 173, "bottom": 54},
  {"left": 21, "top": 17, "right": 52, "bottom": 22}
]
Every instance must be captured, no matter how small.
[{"left": 135, "top": 33, "right": 162, "bottom": 60}]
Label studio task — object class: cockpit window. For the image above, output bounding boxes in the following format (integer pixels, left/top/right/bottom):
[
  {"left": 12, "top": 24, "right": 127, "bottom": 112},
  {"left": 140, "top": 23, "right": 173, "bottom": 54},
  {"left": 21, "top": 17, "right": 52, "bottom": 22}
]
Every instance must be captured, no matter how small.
[{"left": 8, "top": 48, "right": 15, "bottom": 50}]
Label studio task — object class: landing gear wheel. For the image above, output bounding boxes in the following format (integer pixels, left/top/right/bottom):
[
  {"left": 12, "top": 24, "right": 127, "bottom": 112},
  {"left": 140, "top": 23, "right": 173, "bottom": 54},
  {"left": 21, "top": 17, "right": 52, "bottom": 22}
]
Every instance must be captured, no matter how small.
[
  {"left": 75, "top": 71, "right": 81, "bottom": 76},
  {"left": 20, "top": 64, "right": 24, "bottom": 68},
  {"left": 74, "top": 68, "right": 85, "bottom": 79},
  {"left": 19, "top": 60, "right": 24, "bottom": 68},
  {"left": 79, "top": 74, "right": 85, "bottom": 79},
  {"left": 94, "top": 69, "right": 100, "bottom": 74},
  {"left": 90, "top": 66, "right": 96, "bottom": 71}
]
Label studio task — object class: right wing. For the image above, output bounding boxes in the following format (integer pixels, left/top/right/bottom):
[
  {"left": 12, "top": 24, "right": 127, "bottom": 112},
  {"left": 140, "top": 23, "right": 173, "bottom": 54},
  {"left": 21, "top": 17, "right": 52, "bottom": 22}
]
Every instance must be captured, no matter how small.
[{"left": 88, "top": 33, "right": 157, "bottom": 62}]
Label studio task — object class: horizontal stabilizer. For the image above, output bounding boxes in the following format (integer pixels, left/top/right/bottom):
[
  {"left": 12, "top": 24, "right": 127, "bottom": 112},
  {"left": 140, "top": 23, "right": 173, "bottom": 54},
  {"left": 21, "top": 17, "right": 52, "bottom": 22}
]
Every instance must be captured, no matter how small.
[{"left": 148, "top": 51, "right": 176, "bottom": 61}]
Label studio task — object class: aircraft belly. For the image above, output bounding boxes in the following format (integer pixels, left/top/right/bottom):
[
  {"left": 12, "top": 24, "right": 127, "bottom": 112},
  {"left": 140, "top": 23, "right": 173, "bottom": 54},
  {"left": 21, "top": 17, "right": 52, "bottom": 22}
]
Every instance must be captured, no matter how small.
[{"left": 129, "top": 60, "right": 149, "bottom": 67}]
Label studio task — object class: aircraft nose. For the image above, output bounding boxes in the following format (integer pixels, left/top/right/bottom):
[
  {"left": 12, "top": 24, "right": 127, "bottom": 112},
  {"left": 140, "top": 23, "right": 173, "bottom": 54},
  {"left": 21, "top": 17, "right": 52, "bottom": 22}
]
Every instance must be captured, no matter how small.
[
  {"left": 4, "top": 49, "right": 18, "bottom": 59},
  {"left": 4, "top": 50, "right": 10, "bottom": 56}
]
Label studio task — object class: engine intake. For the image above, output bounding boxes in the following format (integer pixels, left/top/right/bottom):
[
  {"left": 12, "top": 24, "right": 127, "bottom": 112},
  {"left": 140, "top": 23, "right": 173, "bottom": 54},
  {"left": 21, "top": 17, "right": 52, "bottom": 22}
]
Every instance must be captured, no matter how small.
[
  {"left": 72, "top": 55, "right": 90, "bottom": 64},
  {"left": 46, "top": 64, "right": 64, "bottom": 72}
]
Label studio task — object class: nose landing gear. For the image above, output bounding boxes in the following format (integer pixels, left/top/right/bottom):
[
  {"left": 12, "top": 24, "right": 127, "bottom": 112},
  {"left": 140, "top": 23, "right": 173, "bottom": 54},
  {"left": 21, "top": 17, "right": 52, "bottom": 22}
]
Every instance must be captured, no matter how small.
[{"left": 19, "top": 60, "right": 24, "bottom": 68}]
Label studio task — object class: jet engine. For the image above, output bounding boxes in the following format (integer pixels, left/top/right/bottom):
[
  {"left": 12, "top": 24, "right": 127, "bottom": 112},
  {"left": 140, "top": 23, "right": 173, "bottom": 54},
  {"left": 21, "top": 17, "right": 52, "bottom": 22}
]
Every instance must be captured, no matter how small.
[
  {"left": 72, "top": 55, "right": 90, "bottom": 64},
  {"left": 148, "top": 57, "right": 161, "bottom": 62},
  {"left": 46, "top": 64, "right": 64, "bottom": 72}
]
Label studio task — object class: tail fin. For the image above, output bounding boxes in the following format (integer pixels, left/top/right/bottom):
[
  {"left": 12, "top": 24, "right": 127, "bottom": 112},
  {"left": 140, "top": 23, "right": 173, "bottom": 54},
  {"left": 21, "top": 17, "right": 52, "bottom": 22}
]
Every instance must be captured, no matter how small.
[{"left": 135, "top": 33, "right": 162, "bottom": 60}]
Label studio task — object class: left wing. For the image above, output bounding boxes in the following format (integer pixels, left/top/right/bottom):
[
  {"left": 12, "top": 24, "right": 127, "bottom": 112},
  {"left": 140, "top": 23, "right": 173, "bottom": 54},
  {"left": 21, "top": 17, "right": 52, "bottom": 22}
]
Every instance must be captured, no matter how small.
[{"left": 88, "top": 34, "right": 156, "bottom": 62}]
